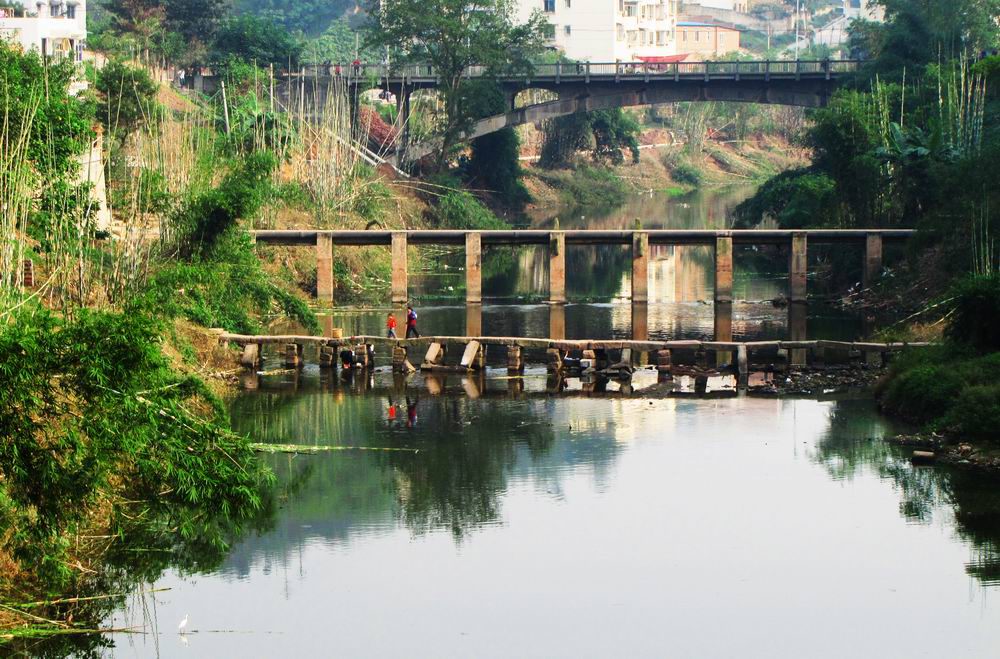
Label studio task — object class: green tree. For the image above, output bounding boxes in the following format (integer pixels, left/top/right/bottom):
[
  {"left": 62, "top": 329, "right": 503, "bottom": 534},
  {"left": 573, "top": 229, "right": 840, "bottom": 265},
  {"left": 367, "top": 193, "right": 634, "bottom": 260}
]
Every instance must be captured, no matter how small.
[
  {"left": 96, "top": 59, "right": 160, "bottom": 140},
  {"left": 538, "top": 109, "right": 640, "bottom": 168},
  {"left": 211, "top": 15, "right": 303, "bottom": 69},
  {"left": 364, "top": 0, "right": 546, "bottom": 168}
]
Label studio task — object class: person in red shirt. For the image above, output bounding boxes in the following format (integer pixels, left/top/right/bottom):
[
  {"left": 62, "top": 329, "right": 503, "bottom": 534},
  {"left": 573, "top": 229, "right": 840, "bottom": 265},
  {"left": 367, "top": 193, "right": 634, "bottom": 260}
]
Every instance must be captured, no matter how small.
[{"left": 386, "top": 312, "right": 397, "bottom": 338}]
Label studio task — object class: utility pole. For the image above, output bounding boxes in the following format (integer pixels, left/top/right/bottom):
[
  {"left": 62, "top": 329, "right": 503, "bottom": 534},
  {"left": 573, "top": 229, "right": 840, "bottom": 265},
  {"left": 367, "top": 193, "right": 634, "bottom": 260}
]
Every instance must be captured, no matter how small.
[{"left": 794, "top": 0, "right": 801, "bottom": 60}]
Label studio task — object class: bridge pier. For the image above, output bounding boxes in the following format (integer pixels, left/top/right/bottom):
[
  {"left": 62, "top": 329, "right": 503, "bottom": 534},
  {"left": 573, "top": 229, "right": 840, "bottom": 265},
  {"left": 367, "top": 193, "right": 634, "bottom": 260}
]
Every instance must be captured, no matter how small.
[
  {"left": 715, "top": 302, "right": 734, "bottom": 367},
  {"left": 632, "top": 232, "right": 648, "bottom": 303},
  {"left": 864, "top": 232, "right": 883, "bottom": 288},
  {"left": 789, "top": 232, "right": 808, "bottom": 303},
  {"left": 466, "top": 232, "right": 482, "bottom": 304},
  {"left": 466, "top": 303, "right": 483, "bottom": 336},
  {"left": 715, "top": 235, "right": 733, "bottom": 304},
  {"left": 316, "top": 234, "right": 334, "bottom": 305},
  {"left": 549, "top": 231, "right": 566, "bottom": 305},
  {"left": 549, "top": 303, "right": 566, "bottom": 341},
  {"left": 392, "top": 231, "right": 408, "bottom": 304}
]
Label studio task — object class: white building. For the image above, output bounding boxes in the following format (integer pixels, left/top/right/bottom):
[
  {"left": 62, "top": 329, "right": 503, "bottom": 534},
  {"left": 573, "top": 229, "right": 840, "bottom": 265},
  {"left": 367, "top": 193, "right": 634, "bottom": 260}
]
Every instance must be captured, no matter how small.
[
  {"left": 517, "top": 0, "right": 679, "bottom": 62},
  {"left": 0, "top": 0, "right": 87, "bottom": 61},
  {"left": 686, "top": 0, "right": 747, "bottom": 12}
]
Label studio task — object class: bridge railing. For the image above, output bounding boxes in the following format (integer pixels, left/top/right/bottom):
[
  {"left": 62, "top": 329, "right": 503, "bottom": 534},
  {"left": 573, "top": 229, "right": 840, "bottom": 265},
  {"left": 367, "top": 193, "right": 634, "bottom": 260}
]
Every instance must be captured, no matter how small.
[{"left": 303, "top": 60, "right": 860, "bottom": 81}]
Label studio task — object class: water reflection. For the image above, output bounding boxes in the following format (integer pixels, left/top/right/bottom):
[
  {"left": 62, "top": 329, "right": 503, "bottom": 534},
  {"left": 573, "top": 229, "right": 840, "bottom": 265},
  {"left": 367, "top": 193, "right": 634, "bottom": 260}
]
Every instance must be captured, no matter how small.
[
  {"left": 812, "top": 399, "right": 1000, "bottom": 586},
  {"left": 105, "top": 389, "right": 1000, "bottom": 658}
]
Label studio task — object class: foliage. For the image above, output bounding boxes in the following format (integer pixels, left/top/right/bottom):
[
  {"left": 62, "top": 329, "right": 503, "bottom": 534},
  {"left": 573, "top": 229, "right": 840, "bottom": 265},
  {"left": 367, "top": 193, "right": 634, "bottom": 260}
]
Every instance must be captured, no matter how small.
[
  {"left": 590, "top": 109, "right": 640, "bottom": 165},
  {"left": 0, "top": 305, "right": 271, "bottom": 587},
  {"left": 365, "top": 0, "right": 546, "bottom": 167},
  {"left": 535, "top": 165, "right": 627, "bottom": 211},
  {"left": 96, "top": 59, "right": 160, "bottom": 139},
  {"left": 303, "top": 17, "right": 379, "bottom": 63},
  {"left": 735, "top": 168, "right": 840, "bottom": 228},
  {"left": 142, "top": 235, "right": 319, "bottom": 334},
  {"left": 672, "top": 161, "right": 704, "bottom": 187},
  {"left": 462, "top": 79, "right": 530, "bottom": 210},
  {"left": 539, "top": 112, "right": 593, "bottom": 168},
  {"left": 102, "top": 0, "right": 227, "bottom": 64},
  {"left": 878, "top": 348, "right": 1000, "bottom": 439},
  {"left": 851, "top": 0, "right": 1000, "bottom": 77},
  {"left": 234, "top": 0, "right": 356, "bottom": 37},
  {"left": 211, "top": 15, "right": 303, "bottom": 69},
  {"left": 170, "top": 151, "right": 278, "bottom": 258},
  {"left": 429, "top": 176, "right": 509, "bottom": 229},
  {"left": 539, "top": 109, "right": 640, "bottom": 168},
  {"left": 466, "top": 128, "right": 530, "bottom": 210},
  {"left": 0, "top": 45, "right": 94, "bottom": 178},
  {"left": 945, "top": 275, "right": 1000, "bottom": 353}
]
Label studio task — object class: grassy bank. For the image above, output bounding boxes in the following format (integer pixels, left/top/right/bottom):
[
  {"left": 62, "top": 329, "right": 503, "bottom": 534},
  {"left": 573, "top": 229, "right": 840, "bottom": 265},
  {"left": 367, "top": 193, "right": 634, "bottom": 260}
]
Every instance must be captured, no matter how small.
[
  {"left": 876, "top": 276, "right": 1000, "bottom": 452},
  {"left": 0, "top": 305, "right": 272, "bottom": 649}
]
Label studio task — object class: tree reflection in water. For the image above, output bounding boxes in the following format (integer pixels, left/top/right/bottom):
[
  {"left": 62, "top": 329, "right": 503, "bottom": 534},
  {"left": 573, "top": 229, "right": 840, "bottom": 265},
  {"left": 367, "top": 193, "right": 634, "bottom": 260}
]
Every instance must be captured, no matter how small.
[
  {"left": 811, "top": 398, "right": 1000, "bottom": 585},
  {"left": 228, "top": 373, "right": 621, "bottom": 552}
]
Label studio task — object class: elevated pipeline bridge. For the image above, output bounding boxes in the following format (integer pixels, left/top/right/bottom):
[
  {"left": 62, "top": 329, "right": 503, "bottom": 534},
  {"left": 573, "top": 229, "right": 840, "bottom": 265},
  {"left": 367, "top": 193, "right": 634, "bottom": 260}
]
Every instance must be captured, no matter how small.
[{"left": 250, "top": 228, "right": 914, "bottom": 307}]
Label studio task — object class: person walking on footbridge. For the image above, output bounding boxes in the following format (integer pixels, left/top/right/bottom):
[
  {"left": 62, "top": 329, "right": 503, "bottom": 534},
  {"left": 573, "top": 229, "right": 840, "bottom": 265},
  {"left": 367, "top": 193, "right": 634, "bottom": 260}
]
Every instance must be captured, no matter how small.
[
  {"left": 386, "top": 312, "right": 398, "bottom": 339},
  {"left": 406, "top": 305, "right": 420, "bottom": 339}
]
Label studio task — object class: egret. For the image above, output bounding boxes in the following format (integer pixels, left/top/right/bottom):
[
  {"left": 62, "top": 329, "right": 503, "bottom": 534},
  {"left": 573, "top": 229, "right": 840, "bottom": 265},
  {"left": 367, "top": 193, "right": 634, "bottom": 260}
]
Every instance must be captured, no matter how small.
[{"left": 178, "top": 614, "right": 189, "bottom": 634}]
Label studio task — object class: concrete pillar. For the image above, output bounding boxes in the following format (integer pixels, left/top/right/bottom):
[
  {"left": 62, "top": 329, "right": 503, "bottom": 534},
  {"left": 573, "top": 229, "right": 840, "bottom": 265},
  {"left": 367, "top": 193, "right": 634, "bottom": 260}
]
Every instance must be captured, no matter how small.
[
  {"left": 316, "top": 234, "right": 334, "bottom": 305},
  {"left": 466, "top": 232, "right": 482, "bottom": 304},
  {"left": 632, "top": 232, "right": 648, "bottom": 303},
  {"left": 549, "top": 303, "right": 566, "bottom": 340},
  {"left": 391, "top": 231, "right": 408, "bottom": 305},
  {"left": 715, "top": 235, "right": 733, "bottom": 303},
  {"left": 632, "top": 301, "right": 648, "bottom": 342},
  {"left": 788, "top": 301, "right": 808, "bottom": 368},
  {"left": 548, "top": 231, "right": 566, "bottom": 305},
  {"left": 864, "top": 232, "right": 883, "bottom": 288},
  {"left": 714, "top": 302, "right": 733, "bottom": 367},
  {"left": 462, "top": 303, "right": 481, "bottom": 337},
  {"left": 789, "top": 232, "right": 808, "bottom": 303}
]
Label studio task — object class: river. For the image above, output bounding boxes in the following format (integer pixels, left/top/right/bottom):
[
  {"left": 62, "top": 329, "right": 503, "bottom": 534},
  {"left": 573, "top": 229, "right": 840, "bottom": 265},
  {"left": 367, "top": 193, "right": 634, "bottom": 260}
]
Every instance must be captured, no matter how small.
[{"left": 102, "top": 187, "right": 1000, "bottom": 657}]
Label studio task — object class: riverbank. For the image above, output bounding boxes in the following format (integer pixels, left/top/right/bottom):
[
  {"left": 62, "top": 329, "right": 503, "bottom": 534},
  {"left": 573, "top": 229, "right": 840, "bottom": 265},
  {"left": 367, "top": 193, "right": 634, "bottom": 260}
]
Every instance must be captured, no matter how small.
[{"left": 521, "top": 133, "right": 808, "bottom": 213}]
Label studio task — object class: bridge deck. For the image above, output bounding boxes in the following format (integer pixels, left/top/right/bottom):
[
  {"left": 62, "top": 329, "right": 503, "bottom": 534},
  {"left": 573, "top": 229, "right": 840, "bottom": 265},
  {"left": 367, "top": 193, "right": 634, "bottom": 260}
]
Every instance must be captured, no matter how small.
[
  {"left": 220, "top": 333, "right": 929, "bottom": 354},
  {"left": 253, "top": 229, "right": 914, "bottom": 247}
]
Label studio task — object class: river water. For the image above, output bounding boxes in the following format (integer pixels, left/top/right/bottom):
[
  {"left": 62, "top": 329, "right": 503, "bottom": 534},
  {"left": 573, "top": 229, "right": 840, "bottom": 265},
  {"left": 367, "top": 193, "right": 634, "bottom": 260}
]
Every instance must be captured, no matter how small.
[{"left": 103, "top": 188, "right": 1000, "bottom": 657}]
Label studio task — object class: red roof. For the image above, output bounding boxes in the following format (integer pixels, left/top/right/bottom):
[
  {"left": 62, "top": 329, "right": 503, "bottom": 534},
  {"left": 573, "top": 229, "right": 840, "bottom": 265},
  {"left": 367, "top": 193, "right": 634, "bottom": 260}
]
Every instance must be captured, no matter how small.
[{"left": 635, "top": 54, "right": 690, "bottom": 63}]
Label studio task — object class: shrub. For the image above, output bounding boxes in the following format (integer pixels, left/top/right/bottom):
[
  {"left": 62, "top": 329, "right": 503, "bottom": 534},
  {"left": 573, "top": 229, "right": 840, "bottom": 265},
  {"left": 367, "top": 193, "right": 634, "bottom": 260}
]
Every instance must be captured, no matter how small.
[
  {"left": 0, "top": 305, "right": 271, "bottom": 587},
  {"left": 672, "top": 162, "right": 703, "bottom": 187},
  {"left": 434, "top": 190, "right": 509, "bottom": 230},
  {"left": 946, "top": 275, "right": 1000, "bottom": 353}
]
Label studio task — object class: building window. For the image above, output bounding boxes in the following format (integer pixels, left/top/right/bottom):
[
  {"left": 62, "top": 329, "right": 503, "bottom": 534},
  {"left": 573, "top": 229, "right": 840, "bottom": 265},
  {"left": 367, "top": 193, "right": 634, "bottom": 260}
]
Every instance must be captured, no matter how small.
[
  {"left": 544, "top": 0, "right": 555, "bottom": 12},
  {"left": 616, "top": 23, "right": 624, "bottom": 41},
  {"left": 50, "top": 4, "right": 60, "bottom": 17},
  {"left": 543, "top": 23, "right": 556, "bottom": 38},
  {"left": 565, "top": 0, "right": 570, "bottom": 7},
  {"left": 65, "top": 4, "right": 75, "bottom": 18},
  {"left": 564, "top": 25, "right": 571, "bottom": 36}
]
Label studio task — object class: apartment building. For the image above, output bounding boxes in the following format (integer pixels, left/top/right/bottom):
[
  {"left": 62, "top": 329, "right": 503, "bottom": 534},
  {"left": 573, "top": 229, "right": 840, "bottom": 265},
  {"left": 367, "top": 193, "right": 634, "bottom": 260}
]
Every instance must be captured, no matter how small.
[
  {"left": 0, "top": 0, "right": 87, "bottom": 61},
  {"left": 517, "top": 0, "right": 679, "bottom": 62},
  {"left": 675, "top": 20, "right": 740, "bottom": 58}
]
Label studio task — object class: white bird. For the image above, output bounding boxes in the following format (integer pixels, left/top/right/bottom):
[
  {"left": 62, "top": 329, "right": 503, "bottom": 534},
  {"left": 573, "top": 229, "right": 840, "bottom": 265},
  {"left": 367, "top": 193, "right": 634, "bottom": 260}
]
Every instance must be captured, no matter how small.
[{"left": 178, "top": 614, "right": 189, "bottom": 634}]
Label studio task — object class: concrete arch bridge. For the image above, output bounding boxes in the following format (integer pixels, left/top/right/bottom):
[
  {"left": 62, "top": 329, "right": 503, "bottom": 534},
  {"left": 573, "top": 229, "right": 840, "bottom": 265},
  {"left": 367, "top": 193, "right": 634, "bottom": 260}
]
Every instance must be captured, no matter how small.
[{"left": 192, "top": 60, "right": 859, "bottom": 166}]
